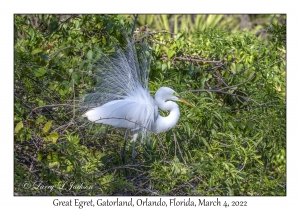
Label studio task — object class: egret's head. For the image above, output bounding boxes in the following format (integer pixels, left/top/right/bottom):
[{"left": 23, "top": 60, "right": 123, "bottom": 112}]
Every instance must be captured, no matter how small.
[{"left": 155, "top": 87, "right": 192, "bottom": 106}]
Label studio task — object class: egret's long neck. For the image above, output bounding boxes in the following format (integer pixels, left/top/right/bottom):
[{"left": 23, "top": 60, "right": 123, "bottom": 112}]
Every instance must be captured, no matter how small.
[{"left": 152, "top": 99, "right": 180, "bottom": 133}]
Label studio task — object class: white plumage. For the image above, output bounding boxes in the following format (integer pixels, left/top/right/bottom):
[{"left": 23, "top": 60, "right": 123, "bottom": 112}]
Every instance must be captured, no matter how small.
[{"left": 82, "top": 37, "right": 191, "bottom": 138}]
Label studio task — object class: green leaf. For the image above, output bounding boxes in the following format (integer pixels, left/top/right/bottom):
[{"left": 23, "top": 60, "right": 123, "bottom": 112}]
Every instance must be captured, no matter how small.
[
  {"left": 162, "top": 63, "right": 167, "bottom": 71},
  {"left": 43, "top": 132, "right": 59, "bottom": 144},
  {"left": 67, "top": 165, "right": 73, "bottom": 172},
  {"left": 49, "top": 132, "right": 59, "bottom": 144},
  {"left": 102, "top": 36, "right": 106, "bottom": 45},
  {"left": 152, "top": 138, "right": 160, "bottom": 151},
  {"left": 200, "top": 136, "right": 210, "bottom": 149},
  {"left": 213, "top": 111, "right": 222, "bottom": 121},
  {"left": 166, "top": 49, "right": 175, "bottom": 59},
  {"left": 37, "top": 116, "right": 45, "bottom": 123},
  {"left": 247, "top": 121, "right": 254, "bottom": 130},
  {"left": 236, "top": 63, "right": 243, "bottom": 72},
  {"left": 34, "top": 68, "right": 46, "bottom": 77},
  {"left": 49, "top": 161, "right": 58, "bottom": 168},
  {"left": 105, "top": 48, "right": 115, "bottom": 53},
  {"left": 75, "top": 20, "right": 80, "bottom": 29},
  {"left": 42, "top": 121, "right": 53, "bottom": 134},
  {"left": 239, "top": 122, "right": 246, "bottom": 130},
  {"left": 230, "top": 62, "right": 236, "bottom": 74},
  {"left": 86, "top": 50, "right": 93, "bottom": 60},
  {"left": 228, "top": 122, "right": 235, "bottom": 130},
  {"left": 254, "top": 156, "right": 264, "bottom": 165},
  {"left": 72, "top": 72, "right": 78, "bottom": 83},
  {"left": 31, "top": 48, "right": 43, "bottom": 55},
  {"left": 37, "top": 152, "right": 43, "bottom": 161},
  {"left": 91, "top": 37, "right": 98, "bottom": 44},
  {"left": 29, "top": 27, "right": 35, "bottom": 42},
  {"left": 14, "top": 121, "right": 23, "bottom": 134},
  {"left": 38, "top": 100, "right": 45, "bottom": 106},
  {"left": 200, "top": 76, "right": 206, "bottom": 89},
  {"left": 209, "top": 177, "right": 214, "bottom": 188}
]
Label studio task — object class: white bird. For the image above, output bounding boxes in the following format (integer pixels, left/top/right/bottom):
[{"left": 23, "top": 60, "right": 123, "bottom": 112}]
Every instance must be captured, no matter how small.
[
  {"left": 82, "top": 86, "right": 191, "bottom": 134},
  {"left": 81, "top": 36, "right": 191, "bottom": 160}
]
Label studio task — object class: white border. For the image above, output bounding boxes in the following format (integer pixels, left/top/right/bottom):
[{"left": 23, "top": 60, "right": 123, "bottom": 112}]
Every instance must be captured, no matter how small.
[{"left": 2, "top": 0, "right": 297, "bottom": 209}]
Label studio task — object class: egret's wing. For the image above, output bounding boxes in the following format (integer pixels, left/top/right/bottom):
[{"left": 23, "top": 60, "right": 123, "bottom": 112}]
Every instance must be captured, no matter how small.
[{"left": 83, "top": 88, "right": 158, "bottom": 133}]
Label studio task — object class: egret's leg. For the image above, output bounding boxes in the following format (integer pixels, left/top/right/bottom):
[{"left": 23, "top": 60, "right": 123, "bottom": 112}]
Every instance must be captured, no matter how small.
[
  {"left": 132, "top": 132, "right": 142, "bottom": 185},
  {"left": 132, "top": 133, "right": 138, "bottom": 165},
  {"left": 121, "top": 129, "right": 130, "bottom": 165},
  {"left": 121, "top": 129, "right": 130, "bottom": 178}
]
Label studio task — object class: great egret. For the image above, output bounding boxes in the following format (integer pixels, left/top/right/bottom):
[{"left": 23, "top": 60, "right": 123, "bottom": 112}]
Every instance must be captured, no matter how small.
[
  {"left": 82, "top": 86, "right": 191, "bottom": 135},
  {"left": 82, "top": 36, "right": 191, "bottom": 160}
]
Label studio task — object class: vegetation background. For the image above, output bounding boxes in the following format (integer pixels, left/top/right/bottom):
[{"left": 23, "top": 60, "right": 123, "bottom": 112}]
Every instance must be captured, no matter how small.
[{"left": 14, "top": 14, "right": 286, "bottom": 196}]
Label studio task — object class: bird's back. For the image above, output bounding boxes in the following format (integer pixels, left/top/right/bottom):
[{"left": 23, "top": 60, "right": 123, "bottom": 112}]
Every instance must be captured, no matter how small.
[{"left": 83, "top": 86, "right": 158, "bottom": 134}]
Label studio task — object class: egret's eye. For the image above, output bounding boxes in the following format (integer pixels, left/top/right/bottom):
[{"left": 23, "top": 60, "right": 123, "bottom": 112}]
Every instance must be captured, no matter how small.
[{"left": 173, "top": 92, "right": 179, "bottom": 97}]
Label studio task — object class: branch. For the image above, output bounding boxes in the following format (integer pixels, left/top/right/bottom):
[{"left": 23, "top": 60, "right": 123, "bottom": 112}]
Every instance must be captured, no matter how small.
[
  {"left": 189, "top": 89, "right": 260, "bottom": 105},
  {"left": 82, "top": 116, "right": 157, "bottom": 134},
  {"left": 174, "top": 56, "right": 222, "bottom": 64},
  {"left": 48, "top": 46, "right": 84, "bottom": 60},
  {"left": 29, "top": 104, "right": 80, "bottom": 118},
  {"left": 173, "top": 131, "right": 187, "bottom": 165}
]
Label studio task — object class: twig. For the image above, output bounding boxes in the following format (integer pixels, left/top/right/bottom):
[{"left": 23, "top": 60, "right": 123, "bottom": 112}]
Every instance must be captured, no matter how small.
[
  {"left": 130, "top": 15, "right": 138, "bottom": 43},
  {"left": 173, "top": 131, "right": 187, "bottom": 165},
  {"left": 30, "top": 104, "right": 79, "bottom": 115},
  {"left": 218, "top": 74, "right": 255, "bottom": 91},
  {"left": 174, "top": 56, "right": 223, "bottom": 63},
  {"left": 258, "top": 15, "right": 276, "bottom": 60},
  {"left": 48, "top": 46, "right": 83, "bottom": 60},
  {"left": 259, "top": 58, "right": 286, "bottom": 71},
  {"left": 72, "top": 79, "right": 76, "bottom": 120}
]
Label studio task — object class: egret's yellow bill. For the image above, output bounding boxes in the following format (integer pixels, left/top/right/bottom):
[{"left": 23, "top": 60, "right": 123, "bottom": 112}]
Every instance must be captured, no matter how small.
[{"left": 178, "top": 98, "right": 193, "bottom": 106}]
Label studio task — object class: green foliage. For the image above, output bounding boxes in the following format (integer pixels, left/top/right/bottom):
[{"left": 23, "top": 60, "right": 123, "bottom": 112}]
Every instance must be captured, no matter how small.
[
  {"left": 14, "top": 14, "right": 285, "bottom": 196},
  {"left": 137, "top": 14, "right": 240, "bottom": 34},
  {"left": 136, "top": 14, "right": 285, "bottom": 36}
]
